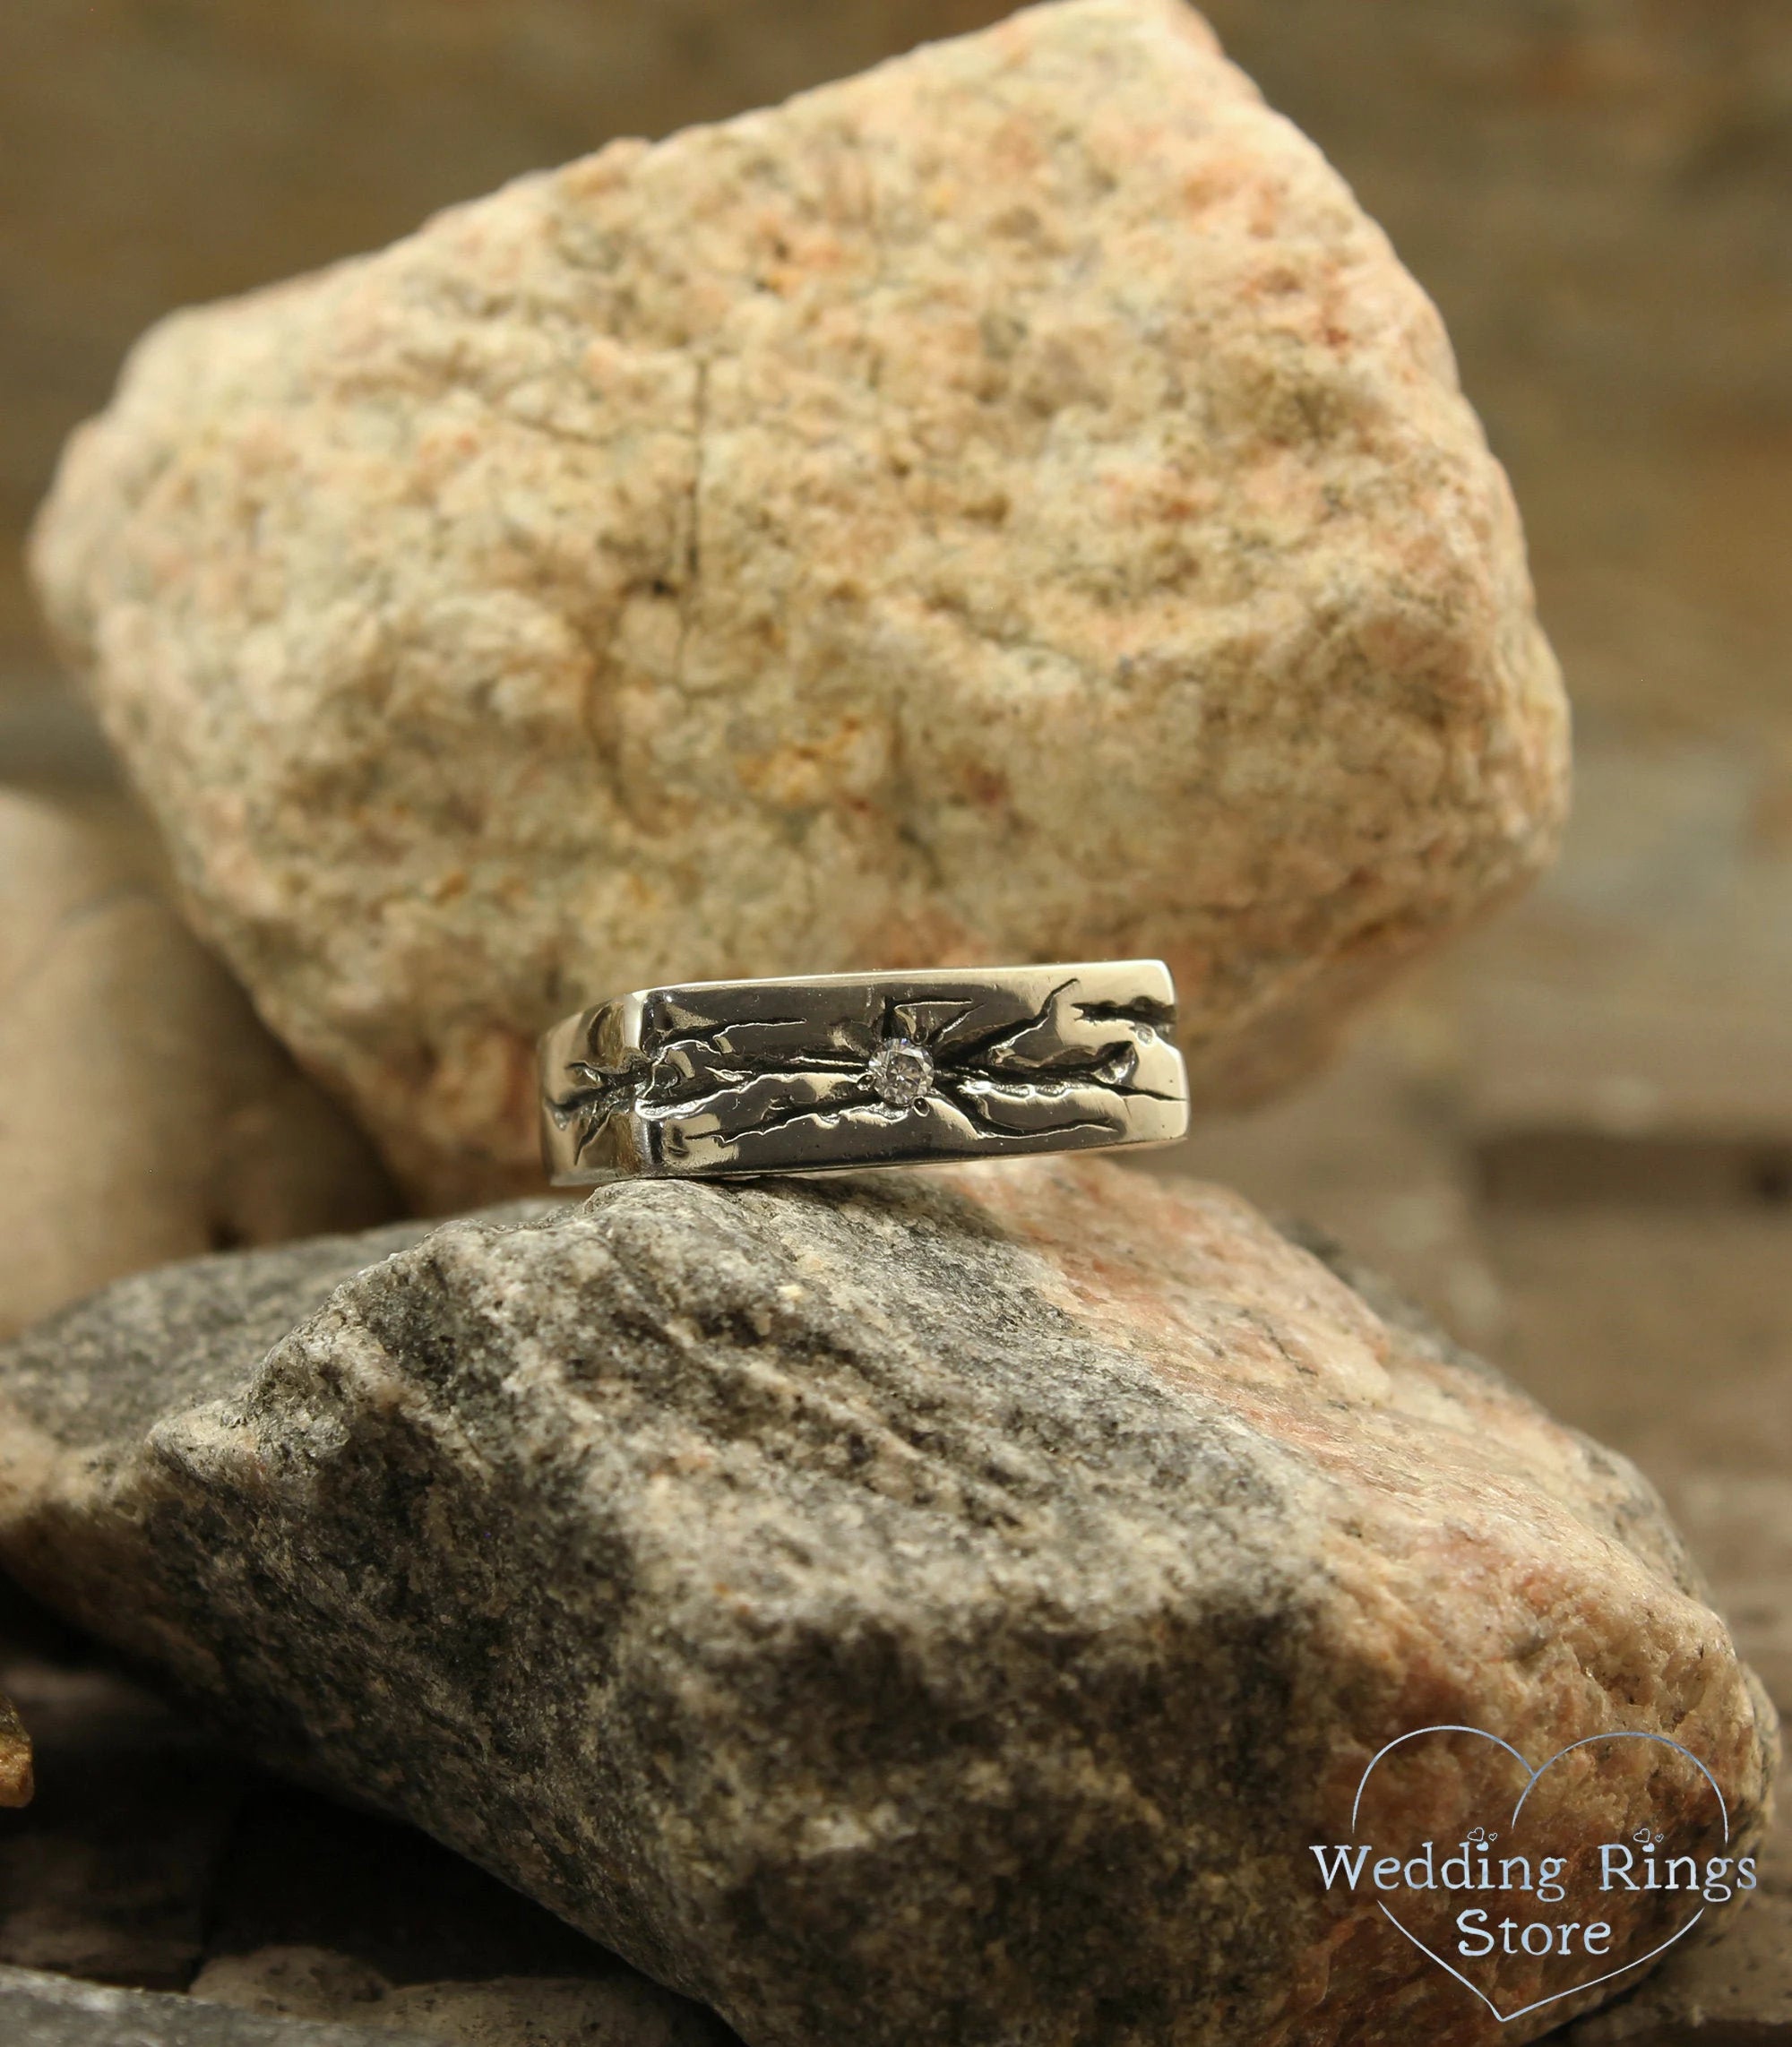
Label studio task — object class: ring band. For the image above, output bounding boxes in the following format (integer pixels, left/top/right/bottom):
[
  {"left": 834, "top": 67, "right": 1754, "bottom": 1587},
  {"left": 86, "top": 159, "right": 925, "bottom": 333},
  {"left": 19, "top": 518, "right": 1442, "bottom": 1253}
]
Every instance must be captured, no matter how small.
[{"left": 538, "top": 960, "right": 1190, "bottom": 1183}]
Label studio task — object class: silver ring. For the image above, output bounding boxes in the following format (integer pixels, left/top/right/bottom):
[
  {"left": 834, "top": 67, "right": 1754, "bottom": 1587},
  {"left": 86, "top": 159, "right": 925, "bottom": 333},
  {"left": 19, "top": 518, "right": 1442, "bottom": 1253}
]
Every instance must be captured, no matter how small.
[{"left": 538, "top": 960, "right": 1190, "bottom": 1183}]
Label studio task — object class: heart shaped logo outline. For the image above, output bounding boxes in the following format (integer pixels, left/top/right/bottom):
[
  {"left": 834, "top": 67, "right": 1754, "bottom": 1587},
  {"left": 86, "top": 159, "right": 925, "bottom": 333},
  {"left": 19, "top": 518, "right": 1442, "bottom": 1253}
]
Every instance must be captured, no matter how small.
[{"left": 1350, "top": 1724, "right": 1730, "bottom": 2026}]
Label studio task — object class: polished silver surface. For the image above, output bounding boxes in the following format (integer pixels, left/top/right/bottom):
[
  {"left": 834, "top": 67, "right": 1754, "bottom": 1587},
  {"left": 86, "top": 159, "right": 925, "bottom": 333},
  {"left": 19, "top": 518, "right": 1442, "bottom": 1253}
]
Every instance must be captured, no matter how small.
[{"left": 539, "top": 960, "right": 1190, "bottom": 1183}]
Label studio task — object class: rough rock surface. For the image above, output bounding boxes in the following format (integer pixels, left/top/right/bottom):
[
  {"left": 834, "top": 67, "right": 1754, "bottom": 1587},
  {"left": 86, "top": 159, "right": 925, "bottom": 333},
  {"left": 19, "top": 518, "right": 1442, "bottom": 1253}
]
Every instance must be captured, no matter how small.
[
  {"left": 0, "top": 1159, "right": 1770, "bottom": 2046},
  {"left": 1565, "top": 1786, "right": 1792, "bottom": 2043},
  {"left": 1564, "top": 1758, "right": 1792, "bottom": 2046},
  {"left": 0, "top": 1575, "right": 737, "bottom": 2039},
  {"left": 0, "top": 788, "right": 401, "bottom": 1339},
  {"left": 0, "top": 1689, "right": 30, "bottom": 1808},
  {"left": 0, "top": 1, "right": 1020, "bottom": 667},
  {"left": 189, "top": 1947, "right": 734, "bottom": 2046},
  {"left": 0, "top": 1965, "right": 434, "bottom": 2046},
  {"left": 30, "top": 0, "right": 1568, "bottom": 1208}
]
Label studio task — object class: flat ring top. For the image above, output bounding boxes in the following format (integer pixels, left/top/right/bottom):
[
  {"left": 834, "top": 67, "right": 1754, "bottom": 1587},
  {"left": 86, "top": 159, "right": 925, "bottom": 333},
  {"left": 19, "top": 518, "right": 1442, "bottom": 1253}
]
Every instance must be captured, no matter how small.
[{"left": 538, "top": 959, "right": 1189, "bottom": 1183}]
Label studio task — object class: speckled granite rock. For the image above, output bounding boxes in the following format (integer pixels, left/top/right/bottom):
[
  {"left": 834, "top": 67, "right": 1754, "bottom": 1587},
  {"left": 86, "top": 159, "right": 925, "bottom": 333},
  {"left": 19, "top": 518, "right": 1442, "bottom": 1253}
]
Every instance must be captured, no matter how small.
[
  {"left": 30, "top": 0, "right": 1568, "bottom": 1209},
  {"left": 0, "top": 1158, "right": 1770, "bottom": 2045},
  {"left": 0, "top": 788, "right": 400, "bottom": 1339}
]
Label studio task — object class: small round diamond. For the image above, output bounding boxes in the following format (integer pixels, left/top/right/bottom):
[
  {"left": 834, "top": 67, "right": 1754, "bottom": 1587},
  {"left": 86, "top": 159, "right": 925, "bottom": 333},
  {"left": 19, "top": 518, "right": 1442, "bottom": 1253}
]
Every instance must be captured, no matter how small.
[{"left": 866, "top": 1036, "right": 935, "bottom": 1109}]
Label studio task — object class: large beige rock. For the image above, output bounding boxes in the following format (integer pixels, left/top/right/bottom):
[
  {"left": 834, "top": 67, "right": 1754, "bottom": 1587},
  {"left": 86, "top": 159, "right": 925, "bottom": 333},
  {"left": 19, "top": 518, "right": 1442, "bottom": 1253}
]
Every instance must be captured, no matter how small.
[
  {"left": 30, "top": 0, "right": 1568, "bottom": 1209},
  {"left": 0, "top": 789, "right": 400, "bottom": 1337},
  {"left": 0, "top": 0, "right": 1017, "bottom": 676}
]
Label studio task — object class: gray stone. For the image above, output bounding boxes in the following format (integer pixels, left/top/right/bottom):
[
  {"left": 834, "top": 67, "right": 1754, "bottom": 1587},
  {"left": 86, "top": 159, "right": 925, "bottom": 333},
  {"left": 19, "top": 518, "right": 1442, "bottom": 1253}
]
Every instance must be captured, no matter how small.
[
  {"left": 0, "top": 1962, "right": 431, "bottom": 2046},
  {"left": 189, "top": 1947, "right": 734, "bottom": 2046},
  {"left": 0, "top": 1572, "right": 737, "bottom": 2041},
  {"left": 0, "top": 1157, "right": 1775, "bottom": 2046}
]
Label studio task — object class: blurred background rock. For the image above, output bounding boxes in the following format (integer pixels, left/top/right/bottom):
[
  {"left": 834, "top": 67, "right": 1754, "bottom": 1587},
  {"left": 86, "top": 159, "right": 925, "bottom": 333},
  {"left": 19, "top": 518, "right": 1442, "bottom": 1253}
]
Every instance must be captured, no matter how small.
[{"left": 0, "top": 2, "right": 1788, "bottom": 2027}]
